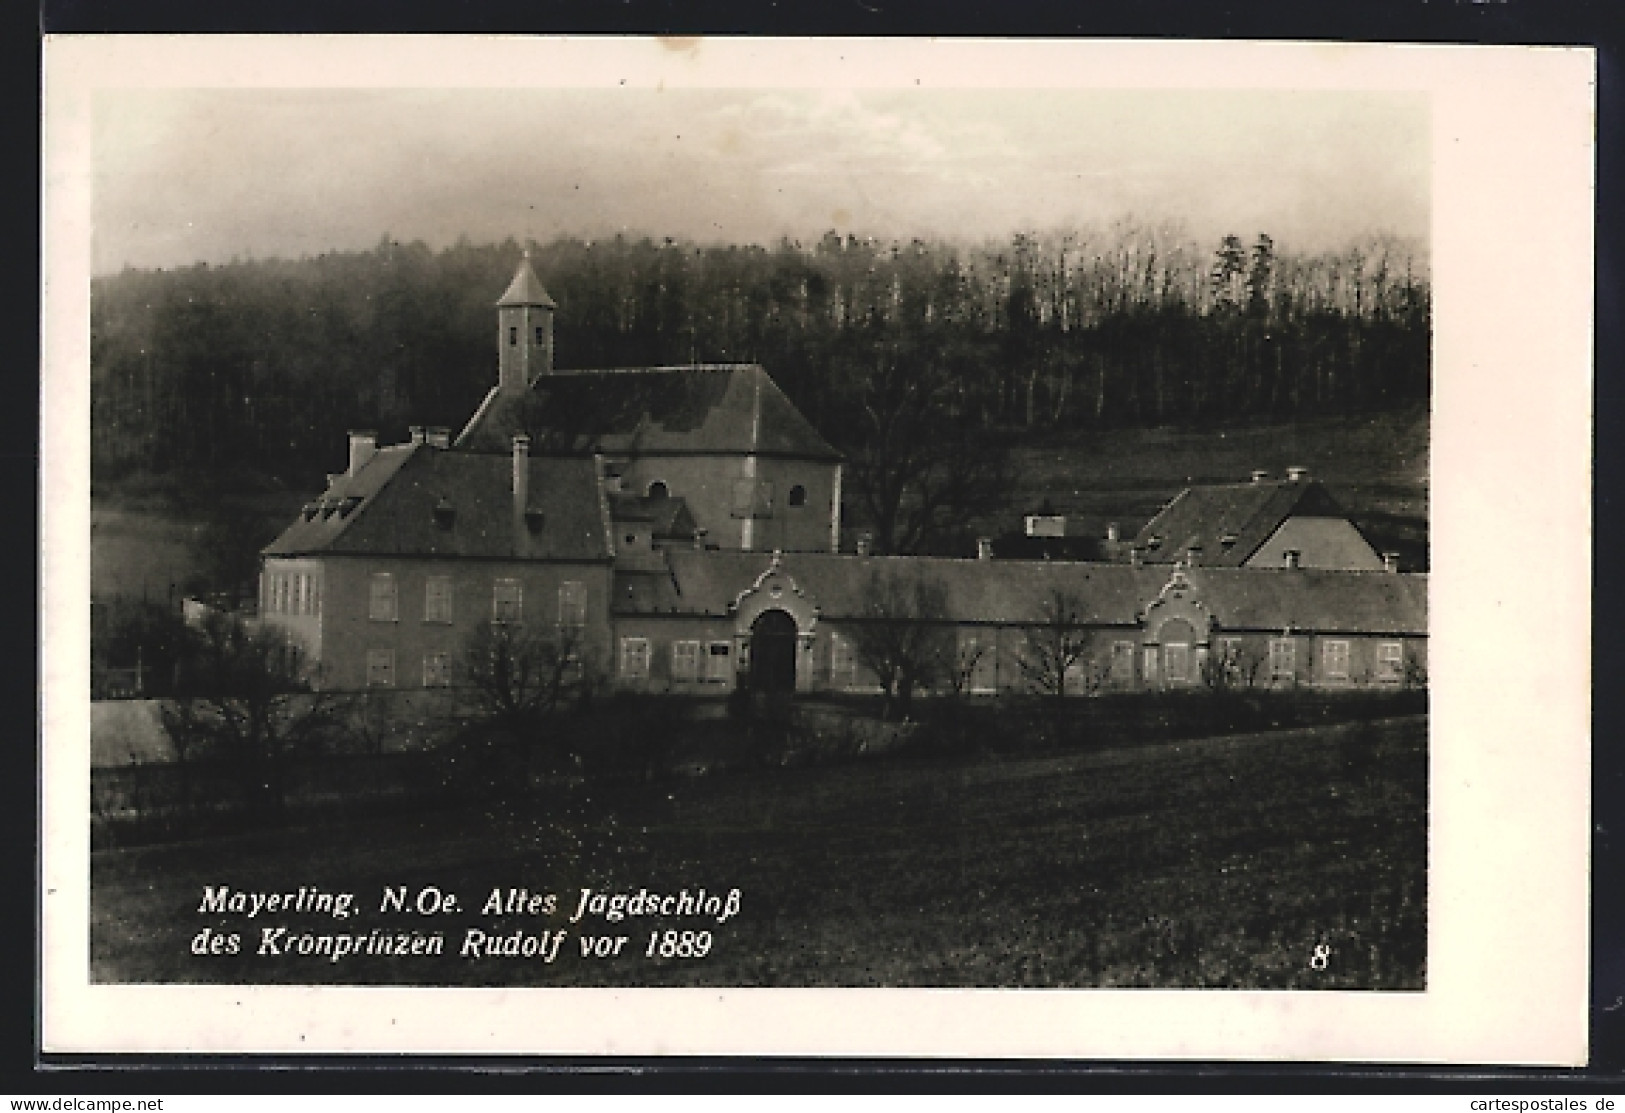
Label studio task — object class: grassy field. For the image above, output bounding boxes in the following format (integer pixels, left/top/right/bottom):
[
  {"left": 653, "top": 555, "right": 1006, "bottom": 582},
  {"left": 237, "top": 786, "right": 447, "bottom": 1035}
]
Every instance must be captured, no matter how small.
[{"left": 91, "top": 715, "right": 1427, "bottom": 989}]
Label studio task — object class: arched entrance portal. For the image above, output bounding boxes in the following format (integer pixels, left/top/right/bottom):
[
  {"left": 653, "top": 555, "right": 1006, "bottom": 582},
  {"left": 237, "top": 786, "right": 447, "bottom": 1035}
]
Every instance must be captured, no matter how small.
[{"left": 749, "top": 609, "right": 798, "bottom": 693}]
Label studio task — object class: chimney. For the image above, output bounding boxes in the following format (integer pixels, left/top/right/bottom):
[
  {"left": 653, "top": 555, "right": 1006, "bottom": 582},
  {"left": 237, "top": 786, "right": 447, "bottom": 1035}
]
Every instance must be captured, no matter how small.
[
  {"left": 347, "top": 431, "right": 377, "bottom": 477},
  {"left": 408, "top": 425, "right": 427, "bottom": 446},
  {"left": 1382, "top": 551, "right": 1400, "bottom": 573},
  {"left": 1283, "top": 549, "right": 1302, "bottom": 570},
  {"left": 1251, "top": 469, "right": 1269, "bottom": 484},
  {"left": 1106, "top": 522, "right": 1120, "bottom": 543},
  {"left": 512, "top": 434, "right": 531, "bottom": 516},
  {"left": 1286, "top": 466, "right": 1309, "bottom": 482},
  {"left": 1024, "top": 513, "right": 1066, "bottom": 539},
  {"left": 425, "top": 426, "right": 451, "bottom": 449},
  {"left": 976, "top": 537, "right": 994, "bottom": 561},
  {"left": 856, "top": 532, "right": 873, "bottom": 557}
]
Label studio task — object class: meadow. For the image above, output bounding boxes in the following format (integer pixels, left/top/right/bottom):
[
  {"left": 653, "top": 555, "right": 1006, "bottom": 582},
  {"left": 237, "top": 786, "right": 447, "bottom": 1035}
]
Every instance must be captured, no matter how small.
[{"left": 91, "top": 714, "right": 1427, "bottom": 990}]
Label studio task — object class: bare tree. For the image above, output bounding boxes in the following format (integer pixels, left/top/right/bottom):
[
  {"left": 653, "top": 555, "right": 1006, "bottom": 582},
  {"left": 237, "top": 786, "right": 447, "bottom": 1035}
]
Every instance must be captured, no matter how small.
[
  {"left": 841, "top": 567, "right": 952, "bottom": 719},
  {"left": 452, "top": 620, "right": 596, "bottom": 796},
  {"left": 1017, "top": 590, "right": 1104, "bottom": 701},
  {"left": 159, "top": 611, "right": 339, "bottom": 820},
  {"left": 1201, "top": 639, "right": 1265, "bottom": 695},
  {"left": 843, "top": 327, "right": 1009, "bottom": 555}
]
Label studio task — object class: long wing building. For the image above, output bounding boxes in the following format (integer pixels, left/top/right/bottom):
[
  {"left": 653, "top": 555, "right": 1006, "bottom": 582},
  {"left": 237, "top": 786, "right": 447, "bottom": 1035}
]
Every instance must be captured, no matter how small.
[{"left": 260, "top": 255, "right": 1427, "bottom": 695}]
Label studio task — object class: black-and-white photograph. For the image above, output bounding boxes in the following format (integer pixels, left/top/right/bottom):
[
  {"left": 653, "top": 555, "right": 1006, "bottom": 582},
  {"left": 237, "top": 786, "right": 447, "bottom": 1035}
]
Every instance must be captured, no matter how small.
[
  {"left": 84, "top": 78, "right": 1432, "bottom": 990},
  {"left": 43, "top": 37, "right": 1593, "bottom": 1060}
]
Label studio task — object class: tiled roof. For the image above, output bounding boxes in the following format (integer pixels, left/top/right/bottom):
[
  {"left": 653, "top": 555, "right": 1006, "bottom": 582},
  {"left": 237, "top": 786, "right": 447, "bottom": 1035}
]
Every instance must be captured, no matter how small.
[
  {"left": 455, "top": 366, "right": 842, "bottom": 461},
  {"left": 1133, "top": 479, "right": 1355, "bottom": 565},
  {"left": 496, "top": 257, "right": 557, "bottom": 308},
  {"left": 618, "top": 551, "right": 1426, "bottom": 635},
  {"left": 262, "top": 445, "right": 611, "bottom": 561}
]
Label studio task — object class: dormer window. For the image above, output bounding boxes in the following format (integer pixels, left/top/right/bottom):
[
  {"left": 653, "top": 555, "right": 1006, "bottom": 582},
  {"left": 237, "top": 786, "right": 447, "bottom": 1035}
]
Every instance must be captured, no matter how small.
[
  {"left": 524, "top": 507, "right": 546, "bottom": 533},
  {"left": 433, "top": 497, "right": 456, "bottom": 530},
  {"left": 647, "top": 480, "right": 669, "bottom": 500},
  {"left": 301, "top": 503, "right": 319, "bottom": 521},
  {"left": 339, "top": 496, "right": 363, "bottom": 517}
]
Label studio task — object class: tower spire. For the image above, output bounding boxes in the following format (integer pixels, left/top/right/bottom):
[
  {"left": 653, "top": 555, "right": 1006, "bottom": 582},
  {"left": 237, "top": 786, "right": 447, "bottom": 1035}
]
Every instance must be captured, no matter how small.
[{"left": 497, "top": 251, "right": 556, "bottom": 391}]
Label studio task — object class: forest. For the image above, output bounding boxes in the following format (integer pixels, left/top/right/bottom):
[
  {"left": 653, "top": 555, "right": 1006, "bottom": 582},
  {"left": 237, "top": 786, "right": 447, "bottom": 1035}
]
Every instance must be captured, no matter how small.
[{"left": 90, "top": 224, "right": 1430, "bottom": 548}]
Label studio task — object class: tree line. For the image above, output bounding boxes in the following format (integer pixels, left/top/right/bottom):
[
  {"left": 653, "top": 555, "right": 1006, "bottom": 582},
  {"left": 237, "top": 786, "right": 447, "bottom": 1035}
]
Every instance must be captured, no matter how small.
[{"left": 92, "top": 225, "right": 1430, "bottom": 503}]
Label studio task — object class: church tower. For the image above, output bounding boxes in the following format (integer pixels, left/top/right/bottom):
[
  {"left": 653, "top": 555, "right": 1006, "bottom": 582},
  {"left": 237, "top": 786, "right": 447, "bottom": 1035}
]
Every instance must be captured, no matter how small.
[{"left": 496, "top": 251, "right": 557, "bottom": 394}]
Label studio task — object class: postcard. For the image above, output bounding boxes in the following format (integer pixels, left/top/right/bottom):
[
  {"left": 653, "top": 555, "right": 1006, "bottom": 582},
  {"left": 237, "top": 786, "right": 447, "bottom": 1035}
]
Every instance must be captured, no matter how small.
[{"left": 41, "top": 36, "right": 1593, "bottom": 1061}]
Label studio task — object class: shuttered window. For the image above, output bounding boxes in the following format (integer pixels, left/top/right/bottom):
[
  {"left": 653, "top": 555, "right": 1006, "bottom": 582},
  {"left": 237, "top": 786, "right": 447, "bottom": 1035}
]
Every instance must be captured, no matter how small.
[
  {"left": 492, "top": 578, "right": 523, "bottom": 623},
  {"left": 369, "top": 573, "right": 397, "bottom": 622},
  {"left": 671, "top": 640, "right": 701, "bottom": 681},
  {"left": 424, "top": 577, "right": 453, "bottom": 624}
]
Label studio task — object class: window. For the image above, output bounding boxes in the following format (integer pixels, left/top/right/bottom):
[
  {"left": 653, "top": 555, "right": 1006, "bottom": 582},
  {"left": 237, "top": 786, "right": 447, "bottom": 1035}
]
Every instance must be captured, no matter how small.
[
  {"left": 831, "top": 633, "right": 857, "bottom": 690},
  {"left": 424, "top": 576, "right": 453, "bottom": 624},
  {"left": 646, "top": 480, "right": 669, "bottom": 500},
  {"left": 1269, "top": 638, "right": 1297, "bottom": 682},
  {"left": 310, "top": 574, "right": 321, "bottom": 616},
  {"left": 369, "top": 573, "right": 398, "bottom": 622},
  {"left": 1164, "top": 643, "right": 1190, "bottom": 685},
  {"left": 1111, "top": 641, "right": 1135, "bottom": 685},
  {"left": 492, "top": 578, "right": 523, "bottom": 623},
  {"left": 705, "top": 641, "right": 732, "bottom": 683},
  {"left": 959, "top": 630, "right": 997, "bottom": 694},
  {"left": 534, "top": 325, "right": 545, "bottom": 346},
  {"left": 671, "top": 640, "right": 701, "bottom": 682},
  {"left": 1063, "top": 658, "right": 1095, "bottom": 696},
  {"left": 788, "top": 484, "right": 807, "bottom": 508},
  {"left": 1378, "top": 641, "right": 1404, "bottom": 683},
  {"left": 508, "top": 326, "right": 518, "bottom": 346},
  {"left": 1143, "top": 646, "right": 1159, "bottom": 686},
  {"left": 1323, "top": 640, "right": 1351, "bottom": 682},
  {"left": 620, "top": 637, "right": 650, "bottom": 679},
  {"left": 366, "top": 649, "right": 395, "bottom": 688},
  {"left": 558, "top": 581, "right": 587, "bottom": 628},
  {"left": 422, "top": 652, "right": 451, "bottom": 688}
]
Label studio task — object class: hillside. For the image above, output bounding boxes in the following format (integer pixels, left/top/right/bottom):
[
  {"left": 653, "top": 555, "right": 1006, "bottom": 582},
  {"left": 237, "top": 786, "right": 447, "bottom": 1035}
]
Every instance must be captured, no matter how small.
[{"left": 997, "top": 405, "right": 1429, "bottom": 567}]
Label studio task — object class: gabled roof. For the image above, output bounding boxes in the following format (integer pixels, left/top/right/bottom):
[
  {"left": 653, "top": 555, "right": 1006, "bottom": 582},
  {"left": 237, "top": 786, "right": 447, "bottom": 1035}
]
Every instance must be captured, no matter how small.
[
  {"left": 262, "top": 444, "right": 611, "bottom": 561},
  {"left": 456, "top": 365, "right": 843, "bottom": 461},
  {"left": 617, "top": 551, "right": 1427, "bottom": 635},
  {"left": 1132, "top": 479, "right": 1355, "bottom": 566},
  {"left": 496, "top": 257, "right": 557, "bottom": 308}
]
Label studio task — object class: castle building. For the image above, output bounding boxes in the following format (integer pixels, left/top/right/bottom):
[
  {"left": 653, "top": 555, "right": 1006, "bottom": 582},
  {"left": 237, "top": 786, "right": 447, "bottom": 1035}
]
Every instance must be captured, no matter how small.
[{"left": 259, "top": 256, "right": 1426, "bottom": 696}]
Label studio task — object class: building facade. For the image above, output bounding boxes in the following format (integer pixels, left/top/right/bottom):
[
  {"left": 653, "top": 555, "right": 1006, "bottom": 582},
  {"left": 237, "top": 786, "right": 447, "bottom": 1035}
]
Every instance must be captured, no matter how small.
[{"left": 260, "top": 256, "right": 1427, "bottom": 696}]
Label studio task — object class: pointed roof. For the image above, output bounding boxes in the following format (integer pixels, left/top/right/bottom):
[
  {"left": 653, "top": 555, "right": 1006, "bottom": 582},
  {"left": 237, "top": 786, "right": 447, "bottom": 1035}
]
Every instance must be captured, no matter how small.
[
  {"left": 1132, "top": 478, "right": 1359, "bottom": 566},
  {"left": 262, "top": 444, "right": 611, "bottom": 561},
  {"left": 456, "top": 365, "right": 843, "bottom": 461},
  {"left": 496, "top": 254, "right": 557, "bottom": 309}
]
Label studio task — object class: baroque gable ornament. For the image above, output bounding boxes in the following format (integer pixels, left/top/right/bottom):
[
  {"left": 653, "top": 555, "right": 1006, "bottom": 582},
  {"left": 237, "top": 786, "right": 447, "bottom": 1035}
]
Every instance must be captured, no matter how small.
[
  {"left": 729, "top": 550, "right": 821, "bottom": 630},
  {"left": 1139, "top": 566, "right": 1214, "bottom": 633}
]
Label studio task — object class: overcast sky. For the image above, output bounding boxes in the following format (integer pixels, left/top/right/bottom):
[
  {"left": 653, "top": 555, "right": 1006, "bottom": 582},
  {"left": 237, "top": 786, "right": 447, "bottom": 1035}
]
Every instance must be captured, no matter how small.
[{"left": 93, "top": 88, "right": 1428, "bottom": 274}]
